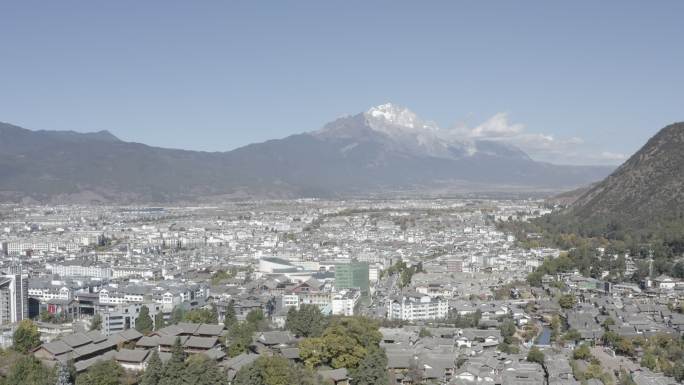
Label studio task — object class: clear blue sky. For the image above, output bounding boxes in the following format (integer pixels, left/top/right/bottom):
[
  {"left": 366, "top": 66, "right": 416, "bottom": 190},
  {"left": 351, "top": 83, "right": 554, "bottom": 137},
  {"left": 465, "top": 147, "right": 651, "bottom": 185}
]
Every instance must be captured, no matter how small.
[{"left": 1, "top": 1, "right": 682, "bottom": 165}]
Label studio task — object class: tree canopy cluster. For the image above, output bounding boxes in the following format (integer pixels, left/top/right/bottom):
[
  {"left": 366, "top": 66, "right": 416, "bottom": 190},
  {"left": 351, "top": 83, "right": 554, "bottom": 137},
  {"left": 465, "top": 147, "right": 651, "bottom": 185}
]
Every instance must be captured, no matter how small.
[
  {"left": 12, "top": 320, "right": 41, "bottom": 354},
  {"left": 285, "top": 304, "right": 327, "bottom": 338},
  {"left": 233, "top": 356, "right": 319, "bottom": 385},
  {"left": 447, "top": 309, "right": 482, "bottom": 328},
  {"left": 602, "top": 333, "right": 684, "bottom": 381},
  {"left": 226, "top": 308, "right": 268, "bottom": 357},
  {"left": 1, "top": 310, "right": 391, "bottom": 385},
  {"left": 501, "top": 210, "right": 684, "bottom": 287},
  {"left": 385, "top": 260, "right": 423, "bottom": 288},
  {"left": 140, "top": 338, "right": 227, "bottom": 385}
]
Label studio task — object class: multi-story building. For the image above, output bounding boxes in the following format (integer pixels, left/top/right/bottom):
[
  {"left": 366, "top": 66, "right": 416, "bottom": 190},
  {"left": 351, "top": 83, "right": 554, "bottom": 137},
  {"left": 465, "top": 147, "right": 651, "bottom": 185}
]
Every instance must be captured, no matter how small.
[
  {"left": 387, "top": 294, "right": 448, "bottom": 321},
  {"left": 5, "top": 240, "right": 80, "bottom": 256},
  {"left": 281, "top": 294, "right": 300, "bottom": 309},
  {"left": 111, "top": 267, "right": 159, "bottom": 279},
  {"left": 101, "top": 303, "right": 164, "bottom": 335},
  {"left": 49, "top": 261, "right": 112, "bottom": 279},
  {"left": 28, "top": 286, "right": 72, "bottom": 302},
  {"left": 0, "top": 274, "right": 29, "bottom": 324},
  {"left": 334, "top": 262, "right": 370, "bottom": 296},
  {"left": 331, "top": 289, "right": 360, "bottom": 316},
  {"left": 98, "top": 288, "right": 145, "bottom": 305},
  {"left": 446, "top": 259, "right": 464, "bottom": 273}
]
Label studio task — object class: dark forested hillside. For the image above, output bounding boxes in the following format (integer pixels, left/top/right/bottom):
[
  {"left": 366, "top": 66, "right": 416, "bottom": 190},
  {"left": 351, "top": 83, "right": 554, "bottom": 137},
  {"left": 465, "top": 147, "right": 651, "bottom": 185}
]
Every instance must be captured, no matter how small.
[{"left": 542, "top": 123, "right": 684, "bottom": 245}]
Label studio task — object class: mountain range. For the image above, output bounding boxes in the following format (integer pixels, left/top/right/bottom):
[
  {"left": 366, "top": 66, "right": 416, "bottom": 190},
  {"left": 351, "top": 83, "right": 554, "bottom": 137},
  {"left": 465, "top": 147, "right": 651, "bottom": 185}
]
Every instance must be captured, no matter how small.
[{"left": 0, "top": 104, "right": 613, "bottom": 203}]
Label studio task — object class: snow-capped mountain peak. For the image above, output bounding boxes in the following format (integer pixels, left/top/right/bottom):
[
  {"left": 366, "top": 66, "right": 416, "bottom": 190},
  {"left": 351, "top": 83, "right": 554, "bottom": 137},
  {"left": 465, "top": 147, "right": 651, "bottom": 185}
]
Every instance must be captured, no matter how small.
[
  {"left": 365, "top": 103, "right": 439, "bottom": 133},
  {"left": 315, "top": 103, "right": 535, "bottom": 162}
]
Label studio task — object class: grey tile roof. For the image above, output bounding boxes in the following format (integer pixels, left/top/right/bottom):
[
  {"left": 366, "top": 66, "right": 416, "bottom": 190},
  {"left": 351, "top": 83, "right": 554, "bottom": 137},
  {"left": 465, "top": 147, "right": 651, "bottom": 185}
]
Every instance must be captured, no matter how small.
[
  {"left": 256, "top": 331, "right": 294, "bottom": 346},
  {"left": 158, "top": 335, "right": 189, "bottom": 346},
  {"left": 196, "top": 324, "right": 224, "bottom": 336},
  {"left": 41, "top": 340, "right": 73, "bottom": 356},
  {"left": 115, "top": 348, "right": 149, "bottom": 363},
  {"left": 202, "top": 348, "right": 226, "bottom": 361},
  {"left": 222, "top": 352, "right": 260, "bottom": 370},
  {"left": 118, "top": 328, "right": 143, "bottom": 341},
  {"left": 184, "top": 336, "right": 218, "bottom": 349},
  {"left": 74, "top": 350, "right": 116, "bottom": 372},
  {"left": 135, "top": 335, "right": 160, "bottom": 348},
  {"left": 62, "top": 332, "right": 92, "bottom": 348},
  {"left": 72, "top": 340, "right": 117, "bottom": 359}
]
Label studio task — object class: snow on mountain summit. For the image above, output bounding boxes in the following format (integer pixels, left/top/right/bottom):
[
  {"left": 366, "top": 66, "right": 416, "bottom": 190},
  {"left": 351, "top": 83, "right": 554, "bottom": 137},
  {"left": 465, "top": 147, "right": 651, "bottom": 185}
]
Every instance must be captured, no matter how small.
[
  {"left": 314, "top": 103, "right": 534, "bottom": 162},
  {"left": 365, "top": 103, "right": 439, "bottom": 133}
]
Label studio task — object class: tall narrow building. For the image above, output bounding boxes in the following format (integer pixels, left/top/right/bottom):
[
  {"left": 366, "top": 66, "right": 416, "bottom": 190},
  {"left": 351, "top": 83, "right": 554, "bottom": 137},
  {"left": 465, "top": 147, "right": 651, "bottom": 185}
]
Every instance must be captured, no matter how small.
[
  {"left": 0, "top": 274, "right": 29, "bottom": 324},
  {"left": 334, "top": 262, "right": 370, "bottom": 296}
]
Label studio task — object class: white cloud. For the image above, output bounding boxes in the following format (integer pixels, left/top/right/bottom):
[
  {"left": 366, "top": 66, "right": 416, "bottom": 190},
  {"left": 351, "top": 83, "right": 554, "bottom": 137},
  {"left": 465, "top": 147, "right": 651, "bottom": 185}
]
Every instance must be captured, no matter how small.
[
  {"left": 452, "top": 112, "right": 622, "bottom": 165},
  {"left": 469, "top": 113, "right": 524, "bottom": 138}
]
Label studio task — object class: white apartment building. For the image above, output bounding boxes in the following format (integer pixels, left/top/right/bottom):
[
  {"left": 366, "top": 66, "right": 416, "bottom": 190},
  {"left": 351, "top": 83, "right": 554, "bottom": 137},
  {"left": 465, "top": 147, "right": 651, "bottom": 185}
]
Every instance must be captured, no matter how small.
[
  {"left": 28, "top": 286, "right": 72, "bottom": 302},
  {"left": 0, "top": 274, "right": 28, "bottom": 325},
  {"left": 5, "top": 240, "right": 80, "bottom": 255},
  {"left": 112, "top": 267, "right": 158, "bottom": 279},
  {"left": 281, "top": 294, "right": 300, "bottom": 309},
  {"left": 387, "top": 295, "right": 448, "bottom": 321},
  {"left": 49, "top": 262, "right": 112, "bottom": 279},
  {"left": 331, "top": 290, "right": 360, "bottom": 316},
  {"left": 98, "top": 289, "right": 144, "bottom": 305}
]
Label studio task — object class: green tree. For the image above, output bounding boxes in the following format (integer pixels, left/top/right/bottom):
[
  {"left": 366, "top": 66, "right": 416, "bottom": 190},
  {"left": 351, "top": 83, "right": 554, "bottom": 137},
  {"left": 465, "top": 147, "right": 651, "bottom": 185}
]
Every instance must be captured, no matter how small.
[
  {"left": 13, "top": 319, "right": 41, "bottom": 353},
  {"left": 234, "top": 356, "right": 318, "bottom": 385},
  {"left": 139, "top": 350, "right": 163, "bottom": 385},
  {"left": 184, "top": 307, "right": 218, "bottom": 324},
  {"left": 299, "top": 316, "right": 381, "bottom": 370},
  {"left": 154, "top": 312, "right": 165, "bottom": 331},
  {"left": 562, "top": 329, "right": 581, "bottom": 343},
  {"left": 136, "top": 306, "right": 154, "bottom": 335},
  {"left": 327, "top": 317, "right": 382, "bottom": 349},
  {"left": 418, "top": 327, "right": 432, "bottom": 338},
  {"left": 641, "top": 353, "right": 657, "bottom": 370},
  {"left": 2, "top": 355, "right": 55, "bottom": 385},
  {"left": 75, "top": 360, "right": 123, "bottom": 385},
  {"left": 616, "top": 338, "right": 635, "bottom": 357},
  {"left": 285, "top": 305, "right": 327, "bottom": 338},
  {"left": 227, "top": 322, "right": 256, "bottom": 357},
  {"left": 527, "top": 270, "right": 543, "bottom": 287},
  {"left": 499, "top": 319, "right": 517, "bottom": 344},
  {"left": 159, "top": 337, "right": 186, "bottom": 385},
  {"left": 350, "top": 347, "right": 389, "bottom": 385},
  {"left": 223, "top": 301, "right": 237, "bottom": 330},
  {"left": 558, "top": 294, "right": 577, "bottom": 309},
  {"left": 171, "top": 306, "right": 185, "bottom": 325},
  {"left": 498, "top": 342, "right": 520, "bottom": 354},
  {"left": 673, "top": 360, "right": 684, "bottom": 382},
  {"left": 298, "top": 337, "right": 326, "bottom": 368},
  {"left": 182, "top": 355, "right": 228, "bottom": 385},
  {"left": 603, "top": 330, "right": 621, "bottom": 347},
  {"left": 246, "top": 309, "right": 264, "bottom": 325},
  {"left": 573, "top": 344, "right": 592, "bottom": 360},
  {"left": 90, "top": 314, "right": 102, "bottom": 331},
  {"left": 527, "top": 346, "right": 545, "bottom": 364},
  {"left": 602, "top": 317, "right": 615, "bottom": 330}
]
